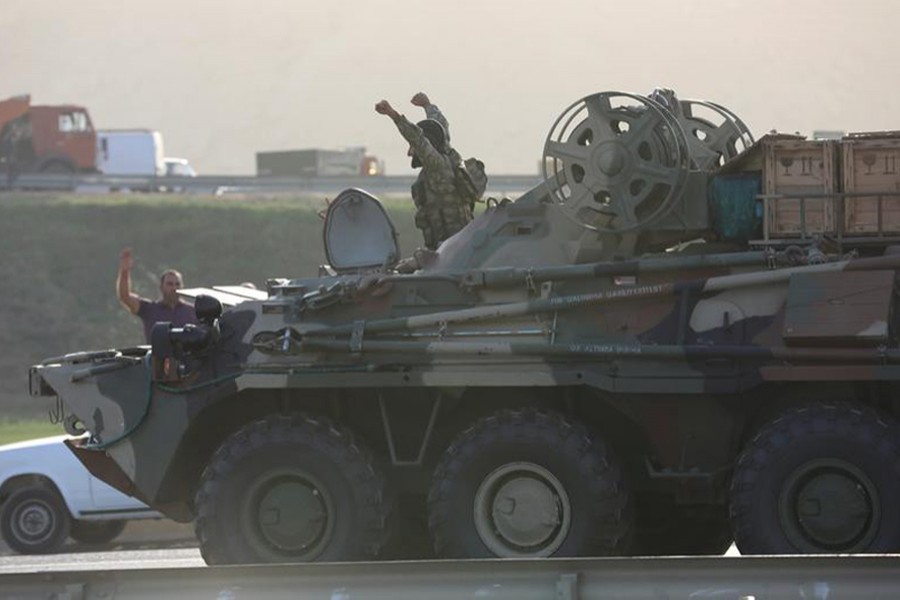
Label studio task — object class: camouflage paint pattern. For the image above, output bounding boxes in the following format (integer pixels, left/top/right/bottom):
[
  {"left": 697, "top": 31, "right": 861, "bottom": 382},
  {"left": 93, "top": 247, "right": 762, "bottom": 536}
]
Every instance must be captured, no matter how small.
[{"left": 30, "top": 242, "right": 900, "bottom": 507}]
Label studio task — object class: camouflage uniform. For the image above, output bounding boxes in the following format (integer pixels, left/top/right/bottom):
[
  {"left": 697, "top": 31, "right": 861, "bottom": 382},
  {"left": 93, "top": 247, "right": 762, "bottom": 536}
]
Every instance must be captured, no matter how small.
[
  {"left": 424, "top": 104, "right": 451, "bottom": 143},
  {"left": 394, "top": 105, "right": 472, "bottom": 250}
]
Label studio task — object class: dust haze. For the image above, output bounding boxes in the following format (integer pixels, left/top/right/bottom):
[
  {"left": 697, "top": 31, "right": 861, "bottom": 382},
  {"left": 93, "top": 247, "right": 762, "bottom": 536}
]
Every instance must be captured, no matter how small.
[{"left": 3, "top": 0, "right": 898, "bottom": 175}]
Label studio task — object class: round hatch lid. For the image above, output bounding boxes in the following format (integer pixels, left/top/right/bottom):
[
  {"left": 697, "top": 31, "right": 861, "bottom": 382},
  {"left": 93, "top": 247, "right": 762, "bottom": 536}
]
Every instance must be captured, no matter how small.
[{"left": 324, "top": 188, "right": 400, "bottom": 271}]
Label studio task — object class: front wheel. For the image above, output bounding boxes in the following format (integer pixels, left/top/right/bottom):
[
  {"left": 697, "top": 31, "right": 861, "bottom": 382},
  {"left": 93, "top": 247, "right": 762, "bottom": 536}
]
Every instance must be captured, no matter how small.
[
  {"left": 730, "top": 402, "right": 900, "bottom": 554},
  {"left": 428, "top": 408, "right": 632, "bottom": 558},
  {"left": 1, "top": 487, "right": 71, "bottom": 554},
  {"left": 195, "top": 414, "right": 393, "bottom": 565}
]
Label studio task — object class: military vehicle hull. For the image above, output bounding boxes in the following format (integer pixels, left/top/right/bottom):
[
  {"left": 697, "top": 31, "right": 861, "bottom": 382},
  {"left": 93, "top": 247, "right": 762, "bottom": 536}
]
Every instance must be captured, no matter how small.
[{"left": 29, "top": 90, "right": 900, "bottom": 563}]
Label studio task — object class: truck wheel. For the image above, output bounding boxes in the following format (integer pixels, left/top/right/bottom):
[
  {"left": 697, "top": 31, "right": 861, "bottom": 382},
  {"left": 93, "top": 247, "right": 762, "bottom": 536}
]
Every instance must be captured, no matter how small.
[
  {"left": 39, "top": 160, "right": 75, "bottom": 174},
  {"left": 69, "top": 519, "right": 127, "bottom": 544},
  {"left": 635, "top": 501, "right": 733, "bottom": 556},
  {"left": 195, "top": 414, "right": 393, "bottom": 565},
  {"left": 730, "top": 402, "right": 900, "bottom": 554},
  {"left": 0, "top": 487, "right": 71, "bottom": 554},
  {"left": 428, "top": 408, "right": 632, "bottom": 558}
]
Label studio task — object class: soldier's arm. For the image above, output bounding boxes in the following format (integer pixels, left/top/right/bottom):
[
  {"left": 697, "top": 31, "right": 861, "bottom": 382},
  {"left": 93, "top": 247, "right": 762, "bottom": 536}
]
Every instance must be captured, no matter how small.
[
  {"left": 425, "top": 105, "right": 450, "bottom": 142},
  {"left": 116, "top": 248, "right": 142, "bottom": 315},
  {"left": 377, "top": 99, "right": 449, "bottom": 174},
  {"left": 412, "top": 92, "right": 450, "bottom": 141}
]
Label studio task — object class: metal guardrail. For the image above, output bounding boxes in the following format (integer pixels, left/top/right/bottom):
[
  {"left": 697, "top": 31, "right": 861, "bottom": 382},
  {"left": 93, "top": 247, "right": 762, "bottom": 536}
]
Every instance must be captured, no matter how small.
[
  {"left": 0, "top": 173, "right": 544, "bottom": 196},
  {"left": 1, "top": 555, "right": 899, "bottom": 599}
]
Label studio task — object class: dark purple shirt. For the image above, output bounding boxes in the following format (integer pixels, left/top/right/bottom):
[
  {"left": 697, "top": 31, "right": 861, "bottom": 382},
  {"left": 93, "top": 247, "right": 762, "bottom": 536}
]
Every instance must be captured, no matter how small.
[{"left": 137, "top": 299, "right": 197, "bottom": 342}]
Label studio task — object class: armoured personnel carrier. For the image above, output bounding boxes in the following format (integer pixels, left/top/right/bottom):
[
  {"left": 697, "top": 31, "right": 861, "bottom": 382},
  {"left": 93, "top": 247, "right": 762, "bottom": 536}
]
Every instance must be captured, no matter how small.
[{"left": 29, "top": 89, "right": 900, "bottom": 563}]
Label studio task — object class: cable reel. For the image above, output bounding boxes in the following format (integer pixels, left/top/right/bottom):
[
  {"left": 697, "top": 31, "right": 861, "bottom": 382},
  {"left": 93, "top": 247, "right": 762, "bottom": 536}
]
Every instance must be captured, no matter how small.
[
  {"left": 674, "top": 98, "right": 755, "bottom": 170},
  {"left": 542, "top": 91, "right": 690, "bottom": 233}
]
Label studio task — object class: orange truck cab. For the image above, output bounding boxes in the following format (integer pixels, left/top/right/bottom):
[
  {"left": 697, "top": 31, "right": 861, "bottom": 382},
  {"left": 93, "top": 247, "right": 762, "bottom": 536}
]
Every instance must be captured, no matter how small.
[{"left": 0, "top": 94, "right": 97, "bottom": 173}]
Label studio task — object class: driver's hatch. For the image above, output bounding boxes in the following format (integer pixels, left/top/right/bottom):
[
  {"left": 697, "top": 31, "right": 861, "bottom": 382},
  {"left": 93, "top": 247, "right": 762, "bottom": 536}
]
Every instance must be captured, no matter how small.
[{"left": 323, "top": 188, "right": 400, "bottom": 274}]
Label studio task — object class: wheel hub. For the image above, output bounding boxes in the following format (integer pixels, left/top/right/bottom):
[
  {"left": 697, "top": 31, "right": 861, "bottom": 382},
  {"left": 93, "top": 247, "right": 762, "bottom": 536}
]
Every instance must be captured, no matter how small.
[
  {"left": 245, "top": 470, "right": 333, "bottom": 558},
  {"left": 780, "top": 459, "right": 878, "bottom": 551},
  {"left": 17, "top": 503, "right": 52, "bottom": 540},
  {"left": 492, "top": 477, "right": 560, "bottom": 547},
  {"left": 474, "top": 462, "right": 571, "bottom": 557}
]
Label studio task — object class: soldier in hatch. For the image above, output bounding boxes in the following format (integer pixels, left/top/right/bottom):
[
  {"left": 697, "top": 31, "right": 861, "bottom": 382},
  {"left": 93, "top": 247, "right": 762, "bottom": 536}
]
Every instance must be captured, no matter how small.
[{"left": 375, "top": 92, "right": 473, "bottom": 251}]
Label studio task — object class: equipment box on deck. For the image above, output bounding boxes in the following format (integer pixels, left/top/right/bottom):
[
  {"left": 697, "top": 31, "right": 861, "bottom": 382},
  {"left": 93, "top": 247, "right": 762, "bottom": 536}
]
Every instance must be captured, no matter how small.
[
  {"left": 762, "top": 136, "right": 838, "bottom": 237},
  {"left": 841, "top": 131, "right": 900, "bottom": 235}
]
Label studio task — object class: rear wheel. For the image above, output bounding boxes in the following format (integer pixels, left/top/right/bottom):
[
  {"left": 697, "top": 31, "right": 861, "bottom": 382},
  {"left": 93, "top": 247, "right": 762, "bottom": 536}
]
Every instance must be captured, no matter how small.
[
  {"left": 1, "top": 487, "right": 71, "bottom": 554},
  {"left": 69, "top": 519, "right": 127, "bottom": 545},
  {"left": 730, "top": 403, "right": 900, "bottom": 554},
  {"left": 39, "top": 160, "right": 75, "bottom": 174},
  {"left": 428, "top": 408, "right": 632, "bottom": 558},
  {"left": 195, "top": 414, "right": 393, "bottom": 565}
]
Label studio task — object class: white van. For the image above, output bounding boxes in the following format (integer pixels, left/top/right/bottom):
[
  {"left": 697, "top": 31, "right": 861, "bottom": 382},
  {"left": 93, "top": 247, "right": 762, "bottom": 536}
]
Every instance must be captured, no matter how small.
[{"left": 96, "top": 129, "right": 165, "bottom": 176}]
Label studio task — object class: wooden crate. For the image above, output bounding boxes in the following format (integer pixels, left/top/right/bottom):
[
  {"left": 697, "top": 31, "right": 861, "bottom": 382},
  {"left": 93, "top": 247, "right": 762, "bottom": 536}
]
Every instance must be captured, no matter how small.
[
  {"left": 842, "top": 132, "right": 900, "bottom": 234},
  {"left": 763, "top": 136, "right": 837, "bottom": 236}
]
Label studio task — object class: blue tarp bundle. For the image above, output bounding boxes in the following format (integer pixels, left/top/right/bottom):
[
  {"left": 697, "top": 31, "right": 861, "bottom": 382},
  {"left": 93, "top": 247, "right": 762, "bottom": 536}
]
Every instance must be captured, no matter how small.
[{"left": 708, "top": 173, "right": 763, "bottom": 243}]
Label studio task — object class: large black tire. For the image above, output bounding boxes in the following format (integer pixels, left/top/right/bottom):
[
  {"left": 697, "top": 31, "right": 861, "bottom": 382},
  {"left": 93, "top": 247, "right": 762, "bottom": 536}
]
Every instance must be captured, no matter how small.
[
  {"left": 195, "top": 414, "right": 393, "bottom": 565},
  {"left": 730, "top": 402, "right": 900, "bottom": 554},
  {"left": 1, "top": 487, "right": 71, "bottom": 554},
  {"left": 38, "top": 160, "right": 75, "bottom": 174},
  {"left": 69, "top": 519, "right": 127, "bottom": 545},
  {"left": 428, "top": 408, "right": 632, "bottom": 558},
  {"left": 635, "top": 500, "right": 733, "bottom": 556}
]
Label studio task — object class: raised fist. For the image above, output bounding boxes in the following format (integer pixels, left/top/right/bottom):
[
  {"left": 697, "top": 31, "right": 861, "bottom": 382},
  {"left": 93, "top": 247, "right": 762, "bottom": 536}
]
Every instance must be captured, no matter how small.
[
  {"left": 119, "top": 247, "right": 134, "bottom": 271},
  {"left": 375, "top": 100, "right": 394, "bottom": 115}
]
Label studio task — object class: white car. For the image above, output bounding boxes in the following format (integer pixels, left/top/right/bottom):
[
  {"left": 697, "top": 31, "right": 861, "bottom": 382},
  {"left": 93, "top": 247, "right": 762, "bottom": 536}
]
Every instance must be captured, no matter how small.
[{"left": 0, "top": 435, "right": 161, "bottom": 554}]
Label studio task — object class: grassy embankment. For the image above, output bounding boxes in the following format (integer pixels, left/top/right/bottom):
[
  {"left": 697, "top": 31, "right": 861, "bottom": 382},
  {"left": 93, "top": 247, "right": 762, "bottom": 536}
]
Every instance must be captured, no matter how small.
[
  {"left": 0, "top": 192, "right": 420, "bottom": 430},
  {"left": 0, "top": 420, "right": 60, "bottom": 445}
]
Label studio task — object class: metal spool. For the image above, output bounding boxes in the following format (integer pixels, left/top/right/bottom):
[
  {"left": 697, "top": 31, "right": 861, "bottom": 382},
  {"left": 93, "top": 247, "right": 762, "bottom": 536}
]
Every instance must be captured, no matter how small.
[
  {"left": 542, "top": 91, "right": 690, "bottom": 233},
  {"left": 675, "top": 99, "right": 755, "bottom": 170}
]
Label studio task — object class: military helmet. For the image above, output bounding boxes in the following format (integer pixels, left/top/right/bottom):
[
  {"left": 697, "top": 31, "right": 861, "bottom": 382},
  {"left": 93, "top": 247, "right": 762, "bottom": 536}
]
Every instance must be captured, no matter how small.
[{"left": 416, "top": 119, "right": 447, "bottom": 153}]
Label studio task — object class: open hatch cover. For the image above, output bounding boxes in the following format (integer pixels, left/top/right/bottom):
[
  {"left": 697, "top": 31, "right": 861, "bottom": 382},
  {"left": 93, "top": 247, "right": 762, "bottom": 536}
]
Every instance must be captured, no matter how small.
[{"left": 324, "top": 188, "right": 400, "bottom": 272}]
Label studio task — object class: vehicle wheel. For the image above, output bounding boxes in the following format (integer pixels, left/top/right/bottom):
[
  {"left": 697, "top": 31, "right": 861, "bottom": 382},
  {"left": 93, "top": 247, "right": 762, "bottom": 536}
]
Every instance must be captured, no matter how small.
[
  {"left": 195, "top": 414, "right": 393, "bottom": 565},
  {"left": 69, "top": 519, "right": 127, "bottom": 544},
  {"left": 730, "top": 402, "right": 900, "bottom": 554},
  {"left": 39, "top": 161, "right": 75, "bottom": 174},
  {"left": 0, "top": 487, "right": 71, "bottom": 554},
  {"left": 428, "top": 408, "right": 632, "bottom": 558},
  {"left": 635, "top": 500, "right": 733, "bottom": 556}
]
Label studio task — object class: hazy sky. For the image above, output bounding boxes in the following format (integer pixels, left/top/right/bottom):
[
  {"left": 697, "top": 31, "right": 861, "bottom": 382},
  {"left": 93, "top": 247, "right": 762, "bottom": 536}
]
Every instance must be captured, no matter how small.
[{"left": 3, "top": 0, "right": 898, "bottom": 175}]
